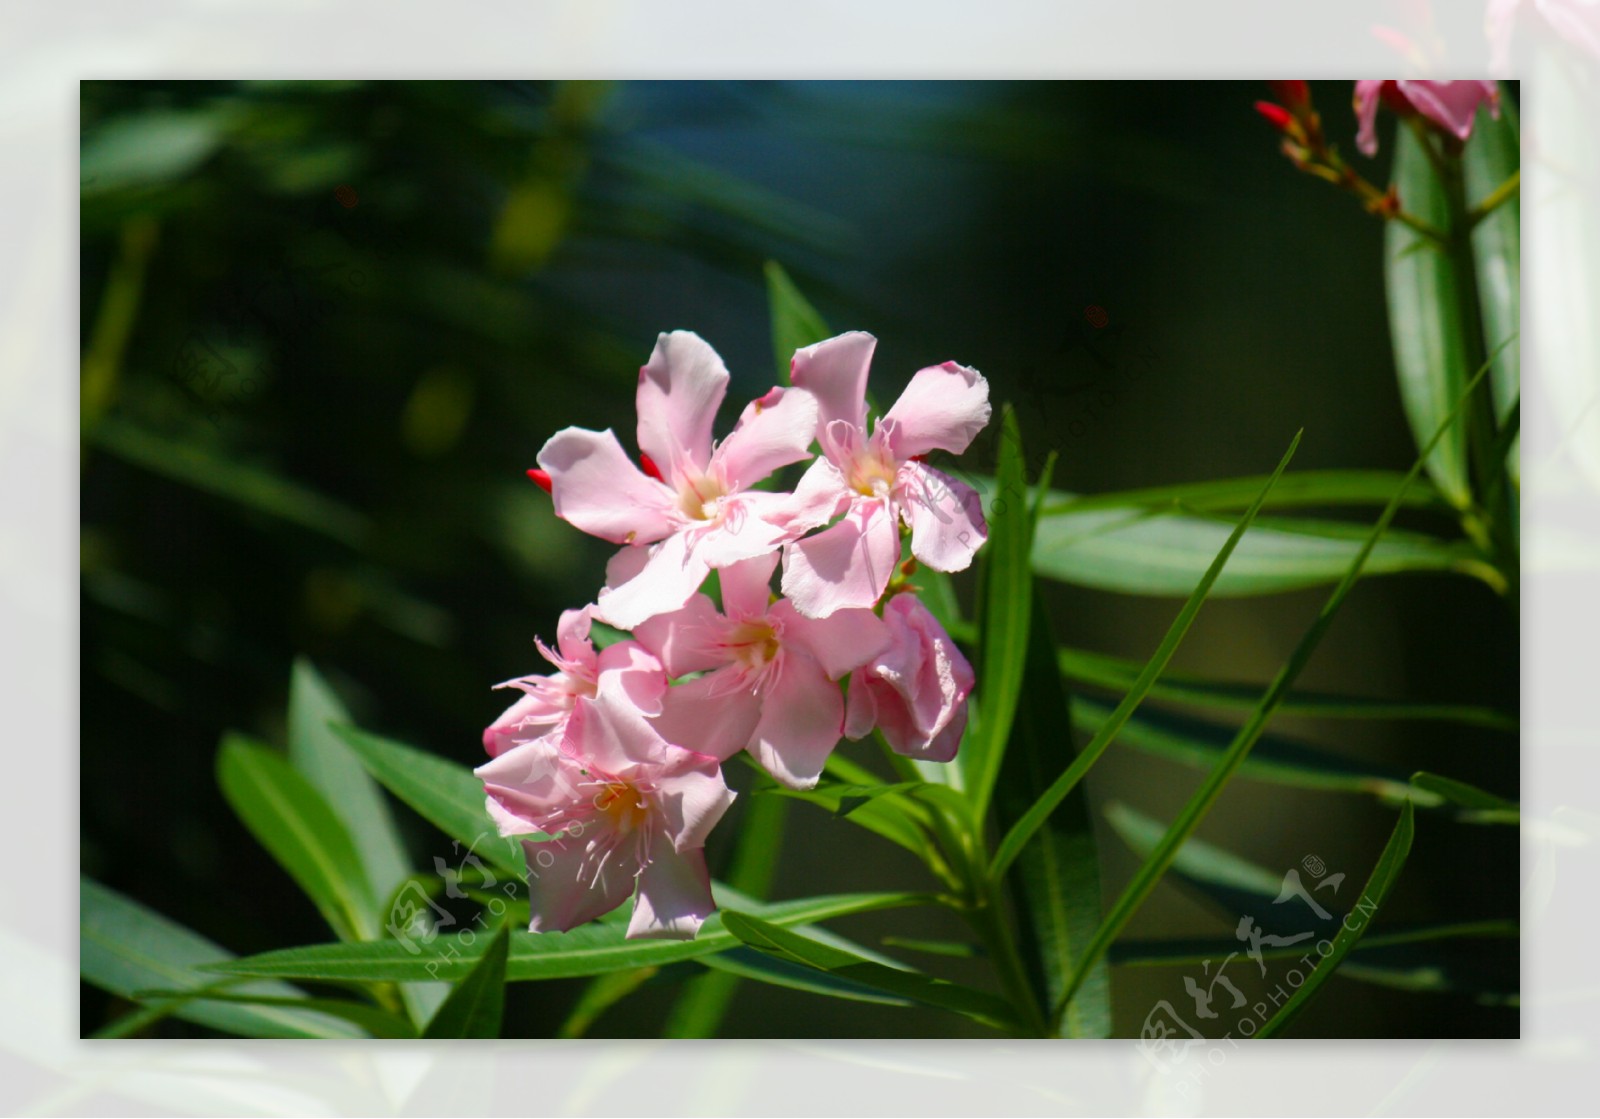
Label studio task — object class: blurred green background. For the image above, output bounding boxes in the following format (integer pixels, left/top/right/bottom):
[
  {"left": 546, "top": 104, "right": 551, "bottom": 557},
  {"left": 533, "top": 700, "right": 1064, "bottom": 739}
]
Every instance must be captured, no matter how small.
[{"left": 80, "top": 80, "right": 1517, "bottom": 1038}]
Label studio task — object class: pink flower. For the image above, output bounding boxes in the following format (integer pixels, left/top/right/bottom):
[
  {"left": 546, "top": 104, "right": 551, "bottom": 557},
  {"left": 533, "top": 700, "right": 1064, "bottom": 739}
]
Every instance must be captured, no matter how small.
[
  {"left": 844, "top": 593, "right": 974, "bottom": 763},
  {"left": 632, "top": 552, "right": 891, "bottom": 789},
  {"left": 780, "top": 332, "right": 990, "bottom": 618},
  {"left": 481, "top": 606, "right": 666, "bottom": 758},
  {"left": 1489, "top": 0, "right": 1600, "bottom": 75},
  {"left": 536, "top": 331, "right": 820, "bottom": 629},
  {"left": 1354, "top": 80, "right": 1501, "bottom": 157},
  {"left": 475, "top": 676, "right": 735, "bottom": 939}
]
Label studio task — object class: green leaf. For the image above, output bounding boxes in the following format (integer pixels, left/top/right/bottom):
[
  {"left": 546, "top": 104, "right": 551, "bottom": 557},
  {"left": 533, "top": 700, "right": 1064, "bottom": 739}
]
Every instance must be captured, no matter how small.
[
  {"left": 80, "top": 877, "right": 366, "bottom": 1039},
  {"left": 664, "top": 793, "right": 790, "bottom": 1037},
  {"left": 1079, "top": 699, "right": 1420, "bottom": 802},
  {"left": 989, "top": 431, "right": 1302, "bottom": 882},
  {"left": 764, "top": 260, "right": 832, "bottom": 381},
  {"left": 1411, "top": 771, "right": 1519, "bottom": 824},
  {"left": 129, "top": 988, "right": 417, "bottom": 1039},
  {"left": 422, "top": 922, "right": 511, "bottom": 1038},
  {"left": 1037, "top": 469, "right": 1450, "bottom": 517},
  {"left": 720, "top": 911, "right": 1026, "bottom": 1034},
  {"left": 697, "top": 946, "right": 913, "bottom": 1007},
  {"left": 202, "top": 891, "right": 935, "bottom": 983},
  {"left": 1386, "top": 125, "right": 1473, "bottom": 507},
  {"left": 1113, "top": 918, "right": 1518, "bottom": 968},
  {"left": 334, "top": 723, "right": 528, "bottom": 880},
  {"left": 1464, "top": 88, "right": 1520, "bottom": 484},
  {"left": 559, "top": 967, "right": 661, "bottom": 1038},
  {"left": 1103, "top": 801, "right": 1286, "bottom": 898},
  {"left": 992, "top": 594, "right": 1109, "bottom": 1037},
  {"left": 216, "top": 734, "right": 377, "bottom": 942},
  {"left": 1257, "top": 802, "right": 1417, "bottom": 1036},
  {"left": 965, "top": 406, "right": 1035, "bottom": 821},
  {"left": 1048, "top": 362, "right": 1494, "bottom": 1029},
  {"left": 287, "top": 663, "right": 412, "bottom": 903},
  {"left": 1030, "top": 505, "right": 1492, "bottom": 598}
]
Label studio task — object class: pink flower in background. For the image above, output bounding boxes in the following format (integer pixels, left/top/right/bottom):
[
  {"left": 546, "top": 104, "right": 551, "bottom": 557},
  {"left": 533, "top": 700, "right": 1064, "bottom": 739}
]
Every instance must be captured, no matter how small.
[
  {"left": 481, "top": 606, "right": 665, "bottom": 757},
  {"left": 632, "top": 553, "right": 891, "bottom": 788},
  {"left": 1353, "top": 80, "right": 1500, "bottom": 156},
  {"left": 844, "top": 593, "right": 975, "bottom": 763},
  {"left": 1489, "top": 0, "right": 1600, "bottom": 74},
  {"left": 536, "top": 331, "right": 820, "bottom": 629},
  {"left": 780, "top": 331, "right": 990, "bottom": 618},
  {"left": 475, "top": 676, "right": 735, "bottom": 939}
]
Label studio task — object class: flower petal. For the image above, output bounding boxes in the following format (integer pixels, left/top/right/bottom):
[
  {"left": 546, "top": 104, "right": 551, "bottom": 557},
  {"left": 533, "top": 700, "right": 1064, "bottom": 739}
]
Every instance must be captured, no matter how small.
[
  {"left": 780, "top": 498, "right": 901, "bottom": 618},
  {"left": 476, "top": 738, "right": 583, "bottom": 832},
  {"left": 790, "top": 331, "right": 874, "bottom": 437},
  {"left": 1353, "top": 80, "right": 1384, "bottom": 157},
  {"left": 719, "top": 552, "right": 780, "bottom": 621},
  {"left": 636, "top": 330, "right": 729, "bottom": 483},
  {"left": 1398, "top": 80, "right": 1499, "bottom": 142},
  {"left": 771, "top": 599, "right": 891, "bottom": 681},
  {"left": 749, "top": 654, "right": 845, "bottom": 789},
  {"left": 595, "top": 530, "right": 710, "bottom": 630},
  {"left": 880, "top": 362, "right": 991, "bottom": 460},
  {"left": 538, "top": 427, "right": 676, "bottom": 545},
  {"left": 631, "top": 593, "right": 731, "bottom": 678},
  {"left": 650, "top": 670, "right": 764, "bottom": 761},
  {"left": 650, "top": 748, "right": 737, "bottom": 851},
  {"left": 900, "top": 462, "right": 988, "bottom": 573},
  {"left": 482, "top": 687, "right": 567, "bottom": 758},
  {"left": 843, "top": 664, "right": 879, "bottom": 740},
  {"left": 595, "top": 638, "right": 668, "bottom": 717},
  {"left": 524, "top": 834, "right": 638, "bottom": 934},
  {"left": 770, "top": 456, "right": 851, "bottom": 536},
  {"left": 687, "top": 496, "right": 793, "bottom": 569},
  {"left": 626, "top": 837, "right": 715, "bottom": 940},
  {"left": 713, "top": 386, "right": 819, "bottom": 491}
]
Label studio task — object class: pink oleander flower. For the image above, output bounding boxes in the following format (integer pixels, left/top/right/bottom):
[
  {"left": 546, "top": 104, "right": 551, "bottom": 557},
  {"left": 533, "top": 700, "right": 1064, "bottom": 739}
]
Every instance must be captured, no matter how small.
[
  {"left": 780, "top": 332, "right": 991, "bottom": 618},
  {"left": 1489, "top": 0, "right": 1600, "bottom": 75},
  {"left": 844, "top": 592, "right": 975, "bottom": 763},
  {"left": 536, "top": 330, "right": 820, "bottom": 629},
  {"left": 632, "top": 552, "right": 891, "bottom": 789},
  {"left": 481, "top": 606, "right": 666, "bottom": 758},
  {"left": 1354, "top": 80, "right": 1501, "bottom": 157},
  {"left": 474, "top": 675, "right": 734, "bottom": 939}
]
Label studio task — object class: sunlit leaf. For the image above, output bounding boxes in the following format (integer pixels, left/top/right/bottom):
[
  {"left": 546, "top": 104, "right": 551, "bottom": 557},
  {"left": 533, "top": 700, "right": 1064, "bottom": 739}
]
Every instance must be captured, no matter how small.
[
  {"left": 1464, "top": 90, "right": 1520, "bottom": 486},
  {"left": 422, "top": 922, "right": 511, "bottom": 1038},
  {"left": 765, "top": 260, "right": 832, "bottom": 381}
]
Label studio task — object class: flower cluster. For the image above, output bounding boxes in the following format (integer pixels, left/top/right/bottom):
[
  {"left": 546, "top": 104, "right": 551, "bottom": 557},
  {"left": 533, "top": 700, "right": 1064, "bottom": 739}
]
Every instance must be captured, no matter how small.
[{"left": 478, "top": 331, "right": 991, "bottom": 939}]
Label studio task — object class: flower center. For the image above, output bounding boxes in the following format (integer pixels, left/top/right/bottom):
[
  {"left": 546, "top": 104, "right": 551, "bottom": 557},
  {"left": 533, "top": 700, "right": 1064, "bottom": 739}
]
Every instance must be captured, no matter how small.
[
  {"left": 677, "top": 473, "right": 730, "bottom": 521},
  {"left": 725, "top": 619, "right": 781, "bottom": 672},
  {"left": 849, "top": 453, "right": 898, "bottom": 500},
  {"left": 593, "top": 781, "right": 649, "bottom": 833}
]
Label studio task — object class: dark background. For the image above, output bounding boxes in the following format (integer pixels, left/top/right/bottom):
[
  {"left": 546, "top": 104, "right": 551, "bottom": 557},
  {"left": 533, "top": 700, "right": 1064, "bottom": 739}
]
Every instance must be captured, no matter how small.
[{"left": 80, "top": 80, "right": 1518, "bottom": 1038}]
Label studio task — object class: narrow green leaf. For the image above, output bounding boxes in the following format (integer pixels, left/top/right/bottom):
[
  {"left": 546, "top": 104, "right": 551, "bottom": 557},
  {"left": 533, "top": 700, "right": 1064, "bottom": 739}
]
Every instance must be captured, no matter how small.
[
  {"left": 1411, "top": 771, "right": 1519, "bottom": 824},
  {"left": 334, "top": 724, "right": 528, "bottom": 880},
  {"left": 764, "top": 260, "right": 832, "bottom": 381},
  {"left": 1103, "top": 801, "right": 1285, "bottom": 897},
  {"left": 720, "top": 911, "right": 1026, "bottom": 1034},
  {"left": 129, "top": 988, "right": 417, "bottom": 1039},
  {"left": 1464, "top": 88, "right": 1520, "bottom": 484},
  {"left": 80, "top": 877, "right": 365, "bottom": 1039},
  {"left": 1113, "top": 918, "right": 1518, "bottom": 967},
  {"left": 880, "top": 936, "right": 980, "bottom": 959},
  {"left": 965, "top": 406, "right": 1034, "bottom": 822},
  {"left": 993, "top": 594, "right": 1109, "bottom": 1036},
  {"left": 1049, "top": 363, "right": 1495, "bottom": 1030},
  {"left": 664, "top": 793, "right": 790, "bottom": 1037},
  {"left": 697, "top": 947, "right": 913, "bottom": 1007},
  {"left": 1257, "top": 802, "right": 1417, "bottom": 1036},
  {"left": 287, "top": 661, "right": 412, "bottom": 911},
  {"left": 989, "top": 431, "right": 1302, "bottom": 882},
  {"left": 559, "top": 967, "right": 660, "bottom": 1038},
  {"left": 202, "top": 891, "right": 935, "bottom": 983},
  {"left": 216, "top": 735, "right": 376, "bottom": 941},
  {"left": 422, "top": 922, "right": 510, "bottom": 1038},
  {"left": 1387, "top": 125, "right": 1472, "bottom": 507},
  {"left": 1030, "top": 506, "right": 1492, "bottom": 598},
  {"left": 1037, "top": 469, "right": 1450, "bottom": 517}
]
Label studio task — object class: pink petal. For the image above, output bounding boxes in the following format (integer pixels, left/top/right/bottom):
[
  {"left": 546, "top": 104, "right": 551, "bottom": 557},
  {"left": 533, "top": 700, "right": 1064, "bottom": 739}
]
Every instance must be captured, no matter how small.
[
  {"left": 553, "top": 606, "right": 596, "bottom": 667},
  {"left": 780, "top": 498, "right": 901, "bottom": 618},
  {"left": 636, "top": 331, "right": 729, "bottom": 483},
  {"left": 482, "top": 688, "right": 566, "bottom": 758},
  {"left": 631, "top": 593, "right": 731, "bottom": 678},
  {"left": 749, "top": 653, "right": 846, "bottom": 788},
  {"left": 626, "top": 837, "right": 715, "bottom": 940},
  {"left": 880, "top": 362, "right": 991, "bottom": 460},
  {"left": 1353, "top": 80, "right": 1384, "bottom": 157},
  {"left": 524, "top": 834, "right": 638, "bottom": 933},
  {"left": 650, "top": 749, "right": 737, "bottom": 851},
  {"left": 476, "top": 738, "right": 581, "bottom": 831},
  {"left": 790, "top": 331, "right": 875, "bottom": 437},
  {"left": 594, "top": 639, "right": 668, "bottom": 717},
  {"left": 843, "top": 666, "right": 878, "bottom": 740},
  {"left": 770, "top": 598, "right": 891, "bottom": 681},
  {"left": 650, "top": 670, "right": 764, "bottom": 761},
  {"left": 771, "top": 456, "right": 852, "bottom": 536},
  {"left": 595, "top": 530, "right": 711, "bottom": 630},
  {"left": 900, "top": 462, "right": 988, "bottom": 573},
  {"left": 538, "top": 427, "right": 676, "bottom": 545},
  {"left": 712, "top": 386, "right": 819, "bottom": 491},
  {"left": 686, "top": 496, "right": 793, "bottom": 569},
  {"left": 719, "top": 552, "right": 780, "bottom": 621},
  {"left": 1398, "top": 80, "right": 1498, "bottom": 142},
  {"left": 560, "top": 692, "right": 661, "bottom": 781}
]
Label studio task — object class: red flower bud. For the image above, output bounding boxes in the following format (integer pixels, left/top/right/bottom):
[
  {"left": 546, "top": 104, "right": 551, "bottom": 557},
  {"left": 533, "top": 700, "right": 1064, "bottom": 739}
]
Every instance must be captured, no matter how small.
[
  {"left": 1268, "top": 80, "right": 1310, "bottom": 108},
  {"left": 638, "top": 452, "right": 664, "bottom": 482},
  {"left": 526, "top": 467, "right": 553, "bottom": 494},
  {"left": 1255, "top": 101, "right": 1295, "bottom": 132}
]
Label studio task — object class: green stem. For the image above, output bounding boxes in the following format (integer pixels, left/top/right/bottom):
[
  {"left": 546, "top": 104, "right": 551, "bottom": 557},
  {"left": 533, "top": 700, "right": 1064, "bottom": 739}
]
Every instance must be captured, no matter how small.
[{"left": 1468, "top": 169, "right": 1521, "bottom": 230}]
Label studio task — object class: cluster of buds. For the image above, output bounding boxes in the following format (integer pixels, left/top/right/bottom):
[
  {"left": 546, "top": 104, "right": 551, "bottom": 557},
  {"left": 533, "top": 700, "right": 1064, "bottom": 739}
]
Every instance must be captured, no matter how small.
[{"left": 1255, "top": 80, "right": 1403, "bottom": 220}]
